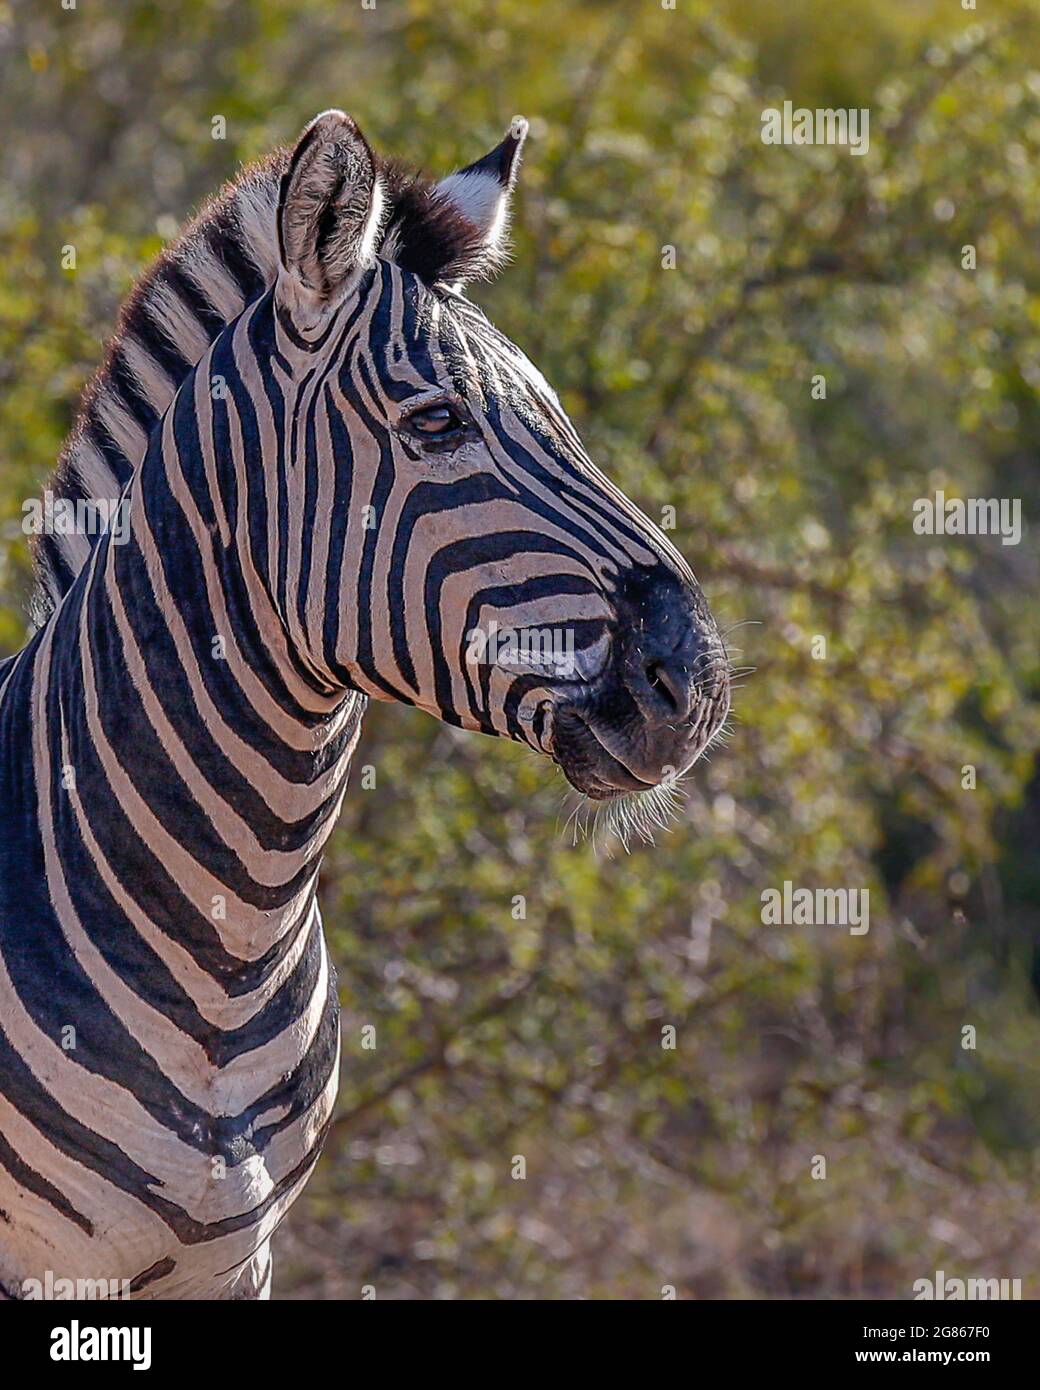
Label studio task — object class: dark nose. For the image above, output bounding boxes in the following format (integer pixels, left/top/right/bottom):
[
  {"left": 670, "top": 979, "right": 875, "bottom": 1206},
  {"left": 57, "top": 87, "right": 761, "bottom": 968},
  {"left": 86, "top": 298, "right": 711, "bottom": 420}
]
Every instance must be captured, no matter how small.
[{"left": 615, "top": 570, "right": 723, "bottom": 729}]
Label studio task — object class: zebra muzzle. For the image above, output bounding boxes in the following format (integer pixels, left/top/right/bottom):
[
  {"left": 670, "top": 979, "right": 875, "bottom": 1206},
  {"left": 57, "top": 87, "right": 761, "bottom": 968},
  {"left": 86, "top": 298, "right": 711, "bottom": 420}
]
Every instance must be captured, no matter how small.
[{"left": 551, "top": 568, "right": 730, "bottom": 798}]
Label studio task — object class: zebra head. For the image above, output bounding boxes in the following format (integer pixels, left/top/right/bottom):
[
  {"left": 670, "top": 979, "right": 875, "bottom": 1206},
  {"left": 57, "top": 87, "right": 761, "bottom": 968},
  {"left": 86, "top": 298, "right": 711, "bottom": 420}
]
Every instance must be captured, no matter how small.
[{"left": 268, "top": 111, "right": 730, "bottom": 804}]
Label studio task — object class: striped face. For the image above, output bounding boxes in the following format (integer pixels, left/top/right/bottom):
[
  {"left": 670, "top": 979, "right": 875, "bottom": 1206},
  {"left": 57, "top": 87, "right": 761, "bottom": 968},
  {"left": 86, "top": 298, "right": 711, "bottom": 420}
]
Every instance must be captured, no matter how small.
[{"left": 271, "top": 112, "right": 730, "bottom": 800}]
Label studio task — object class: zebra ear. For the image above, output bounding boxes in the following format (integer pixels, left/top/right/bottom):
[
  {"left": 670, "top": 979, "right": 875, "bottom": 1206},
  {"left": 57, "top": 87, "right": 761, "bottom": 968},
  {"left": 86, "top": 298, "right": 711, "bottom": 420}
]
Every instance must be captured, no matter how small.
[
  {"left": 277, "top": 110, "right": 384, "bottom": 306},
  {"left": 431, "top": 116, "right": 529, "bottom": 281}
]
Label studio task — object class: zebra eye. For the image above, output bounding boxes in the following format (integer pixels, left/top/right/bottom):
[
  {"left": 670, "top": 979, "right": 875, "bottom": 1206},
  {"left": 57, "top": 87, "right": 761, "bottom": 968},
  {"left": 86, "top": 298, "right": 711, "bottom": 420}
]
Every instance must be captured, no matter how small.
[{"left": 405, "top": 403, "right": 466, "bottom": 439}]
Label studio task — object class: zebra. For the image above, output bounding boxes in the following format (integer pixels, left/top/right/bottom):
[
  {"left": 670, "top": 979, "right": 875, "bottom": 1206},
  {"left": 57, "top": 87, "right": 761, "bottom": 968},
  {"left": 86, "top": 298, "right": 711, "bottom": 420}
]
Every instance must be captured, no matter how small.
[{"left": 0, "top": 110, "right": 730, "bottom": 1300}]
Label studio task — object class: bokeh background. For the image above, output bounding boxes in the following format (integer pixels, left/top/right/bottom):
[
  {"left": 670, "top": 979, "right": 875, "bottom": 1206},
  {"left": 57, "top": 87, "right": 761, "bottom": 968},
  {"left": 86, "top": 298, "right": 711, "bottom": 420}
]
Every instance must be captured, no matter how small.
[{"left": 2, "top": 0, "right": 1039, "bottom": 1298}]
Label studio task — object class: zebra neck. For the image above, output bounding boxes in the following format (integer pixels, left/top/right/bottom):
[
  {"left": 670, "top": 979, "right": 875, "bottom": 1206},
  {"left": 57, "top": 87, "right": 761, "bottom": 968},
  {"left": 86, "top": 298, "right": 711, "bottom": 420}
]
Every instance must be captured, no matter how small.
[{"left": 27, "top": 448, "right": 363, "bottom": 979}]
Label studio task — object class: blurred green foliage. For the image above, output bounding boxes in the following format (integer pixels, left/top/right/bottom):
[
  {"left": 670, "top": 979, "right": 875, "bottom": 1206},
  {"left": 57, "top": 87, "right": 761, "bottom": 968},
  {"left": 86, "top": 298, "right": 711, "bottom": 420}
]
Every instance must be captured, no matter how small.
[{"left": 1, "top": 0, "right": 1039, "bottom": 1298}]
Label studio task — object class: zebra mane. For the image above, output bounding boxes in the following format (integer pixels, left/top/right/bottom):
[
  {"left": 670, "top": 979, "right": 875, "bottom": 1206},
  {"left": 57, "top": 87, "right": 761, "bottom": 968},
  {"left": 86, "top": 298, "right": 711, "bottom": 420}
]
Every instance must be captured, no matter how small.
[{"left": 29, "top": 139, "right": 507, "bottom": 627}]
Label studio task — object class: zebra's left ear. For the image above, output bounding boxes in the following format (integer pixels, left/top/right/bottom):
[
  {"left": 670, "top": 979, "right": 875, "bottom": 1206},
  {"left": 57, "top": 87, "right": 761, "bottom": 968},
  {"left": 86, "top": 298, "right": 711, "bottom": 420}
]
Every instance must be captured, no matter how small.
[
  {"left": 276, "top": 110, "right": 384, "bottom": 312},
  {"left": 430, "top": 117, "right": 529, "bottom": 283}
]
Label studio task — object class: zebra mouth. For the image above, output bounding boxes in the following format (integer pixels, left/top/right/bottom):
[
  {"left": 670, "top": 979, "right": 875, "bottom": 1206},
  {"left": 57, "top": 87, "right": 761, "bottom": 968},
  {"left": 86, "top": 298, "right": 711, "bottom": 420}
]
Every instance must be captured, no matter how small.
[
  {"left": 550, "top": 669, "right": 730, "bottom": 801},
  {"left": 552, "top": 708, "right": 667, "bottom": 800}
]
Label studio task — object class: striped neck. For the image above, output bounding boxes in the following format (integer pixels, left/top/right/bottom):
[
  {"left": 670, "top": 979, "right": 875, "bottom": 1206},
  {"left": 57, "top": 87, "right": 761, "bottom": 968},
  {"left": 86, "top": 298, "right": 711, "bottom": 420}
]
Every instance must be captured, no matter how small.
[{"left": 27, "top": 302, "right": 363, "bottom": 983}]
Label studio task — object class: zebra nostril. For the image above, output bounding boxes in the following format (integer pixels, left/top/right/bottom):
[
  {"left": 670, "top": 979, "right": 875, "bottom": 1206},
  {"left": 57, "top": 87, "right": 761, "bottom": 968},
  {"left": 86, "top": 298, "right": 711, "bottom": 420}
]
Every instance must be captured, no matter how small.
[{"left": 644, "top": 658, "right": 688, "bottom": 718}]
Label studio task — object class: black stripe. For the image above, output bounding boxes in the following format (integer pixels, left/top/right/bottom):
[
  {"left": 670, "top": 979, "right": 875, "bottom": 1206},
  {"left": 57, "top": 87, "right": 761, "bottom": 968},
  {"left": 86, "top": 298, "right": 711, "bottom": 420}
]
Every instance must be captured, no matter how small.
[
  {"left": 0, "top": 1122, "right": 94, "bottom": 1237},
  {"left": 206, "top": 216, "right": 269, "bottom": 304},
  {"left": 164, "top": 260, "right": 231, "bottom": 340},
  {"left": 105, "top": 349, "right": 161, "bottom": 437}
]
